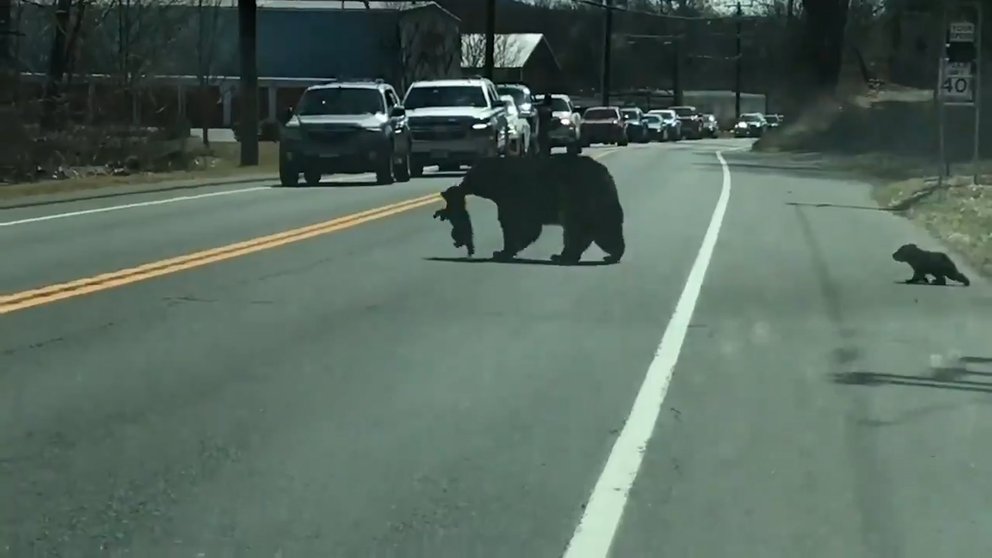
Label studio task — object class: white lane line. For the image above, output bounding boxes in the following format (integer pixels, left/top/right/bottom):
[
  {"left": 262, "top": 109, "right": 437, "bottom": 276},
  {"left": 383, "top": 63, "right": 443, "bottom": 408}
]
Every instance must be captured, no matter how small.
[
  {"left": 562, "top": 150, "right": 734, "bottom": 558},
  {"left": 0, "top": 171, "right": 389, "bottom": 227},
  {"left": 0, "top": 186, "right": 272, "bottom": 227}
]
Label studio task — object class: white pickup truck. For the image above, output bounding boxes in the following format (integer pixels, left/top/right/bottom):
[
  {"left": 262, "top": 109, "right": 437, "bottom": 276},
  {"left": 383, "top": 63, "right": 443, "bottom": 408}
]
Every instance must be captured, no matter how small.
[{"left": 402, "top": 78, "right": 508, "bottom": 176}]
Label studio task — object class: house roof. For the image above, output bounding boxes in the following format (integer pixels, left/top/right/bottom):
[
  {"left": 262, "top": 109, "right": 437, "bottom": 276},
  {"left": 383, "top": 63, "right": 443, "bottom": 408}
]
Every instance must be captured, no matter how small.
[{"left": 460, "top": 33, "right": 554, "bottom": 70}]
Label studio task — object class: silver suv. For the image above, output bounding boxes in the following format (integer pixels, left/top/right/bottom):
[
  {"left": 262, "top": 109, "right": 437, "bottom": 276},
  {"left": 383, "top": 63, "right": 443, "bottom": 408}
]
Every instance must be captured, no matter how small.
[
  {"left": 403, "top": 78, "right": 508, "bottom": 175},
  {"left": 279, "top": 79, "right": 412, "bottom": 186}
]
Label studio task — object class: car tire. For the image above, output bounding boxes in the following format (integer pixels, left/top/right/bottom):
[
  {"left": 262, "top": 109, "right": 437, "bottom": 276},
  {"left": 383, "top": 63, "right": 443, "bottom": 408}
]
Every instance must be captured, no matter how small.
[
  {"left": 394, "top": 149, "right": 411, "bottom": 182},
  {"left": 375, "top": 149, "right": 395, "bottom": 185},
  {"left": 279, "top": 149, "right": 300, "bottom": 187},
  {"left": 279, "top": 164, "right": 299, "bottom": 187},
  {"left": 566, "top": 141, "right": 581, "bottom": 156},
  {"left": 303, "top": 167, "right": 321, "bottom": 186},
  {"left": 619, "top": 137, "right": 629, "bottom": 147}
]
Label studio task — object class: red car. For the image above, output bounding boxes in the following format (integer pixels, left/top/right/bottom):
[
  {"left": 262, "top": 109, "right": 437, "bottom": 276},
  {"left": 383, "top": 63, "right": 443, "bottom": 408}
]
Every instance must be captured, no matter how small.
[{"left": 581, "top": 106, "right": 629, "bottom": 146}]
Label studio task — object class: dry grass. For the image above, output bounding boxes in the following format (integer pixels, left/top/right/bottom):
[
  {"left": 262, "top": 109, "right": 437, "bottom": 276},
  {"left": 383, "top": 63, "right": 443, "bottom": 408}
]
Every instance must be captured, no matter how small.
[
  {"left": 0, "top": 141, "right": 278, "bottom": 201},
  {"left": 753, "top": 88, "right": 992, "bottom": 278},
  {"left": 873, "top": 175, "right": 992, "bottom": 277}
]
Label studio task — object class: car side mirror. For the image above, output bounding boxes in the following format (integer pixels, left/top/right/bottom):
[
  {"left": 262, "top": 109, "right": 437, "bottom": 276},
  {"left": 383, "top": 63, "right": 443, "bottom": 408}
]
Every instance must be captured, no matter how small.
[{"left": 390, "top": 105, "right": 406, "bottom": 118}]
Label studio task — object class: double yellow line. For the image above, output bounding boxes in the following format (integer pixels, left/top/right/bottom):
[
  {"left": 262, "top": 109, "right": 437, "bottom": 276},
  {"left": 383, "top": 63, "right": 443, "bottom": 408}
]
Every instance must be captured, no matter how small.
[
  {"left": 1, "top": 147, "right": 626, "bottom": 315},
  {"left": 0, "top": 193, "right": 440, "bottom": 315}
]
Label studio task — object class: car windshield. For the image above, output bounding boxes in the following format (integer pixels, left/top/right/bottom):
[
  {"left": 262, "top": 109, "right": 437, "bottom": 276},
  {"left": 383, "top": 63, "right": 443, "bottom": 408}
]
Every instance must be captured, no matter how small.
[
  {"left": 655, "top": 110, "right": 676, "bottom": 119},
  {"left": 497, "top": 87, "right": 529, "bottom": 106},
  {"left": 766, "top": 115, "right": 781, "bottom": 123},
  {"left": 404, "top": 85, "right": 489, "bottom": 109},
  {"left": 621, "top": 110, "right": 640, "bottom": 120},
  {"left": 584, "top": 108, "right": 618, "bottom": 120},
  {"left": 642, "top": 115, "right": 662, "bottom": 123},
  {"left": 672, "top": 107, "right": 695, "bottom": 117},
  {"left": 296, "top": 87, "right": 384, "bottom": 116},
  {"left": 549, "top": 97, "right": 571, "bottom": 112},
  {"left": 742, "top": 114, "right": 764, "bottom": 123}
]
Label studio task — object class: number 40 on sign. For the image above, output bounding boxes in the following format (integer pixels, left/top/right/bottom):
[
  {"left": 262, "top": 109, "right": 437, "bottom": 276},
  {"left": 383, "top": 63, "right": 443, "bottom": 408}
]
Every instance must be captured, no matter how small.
[{"left": 941, "top": 67, "right": 974, "bottom": 102}]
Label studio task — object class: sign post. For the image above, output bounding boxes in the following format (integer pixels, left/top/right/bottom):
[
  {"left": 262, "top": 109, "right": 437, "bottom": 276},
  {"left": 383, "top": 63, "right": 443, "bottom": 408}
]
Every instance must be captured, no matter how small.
[{"left": 938, "top": 2, "right": 982, "bottom": 184}]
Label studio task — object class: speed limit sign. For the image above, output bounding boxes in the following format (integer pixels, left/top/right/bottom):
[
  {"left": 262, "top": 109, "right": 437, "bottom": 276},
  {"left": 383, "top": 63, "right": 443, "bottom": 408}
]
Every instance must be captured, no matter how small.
[
  {"left": 942, "top": 75, "right": 973, "bottom": 98},
  {"left": 940, "top": 59, "right": 974, "bottom": 103}
]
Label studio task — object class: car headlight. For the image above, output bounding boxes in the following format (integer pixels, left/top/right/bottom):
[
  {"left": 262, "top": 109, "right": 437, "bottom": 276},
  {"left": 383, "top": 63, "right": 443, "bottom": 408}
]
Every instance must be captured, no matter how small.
[
  {"left": 559, "top": 117, "right": 570, "bottom": 126},
  {"left": 736, "top": 122, "right": 747, "bottom": 128},
  {"left": 472, "top": 121, "right": 491, "bottom": 130}
]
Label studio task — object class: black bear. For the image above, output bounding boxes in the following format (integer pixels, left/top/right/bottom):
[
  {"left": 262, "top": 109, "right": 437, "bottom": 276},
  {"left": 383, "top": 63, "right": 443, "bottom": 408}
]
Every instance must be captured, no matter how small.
[
  {"left": 892, "top": 243, "right": 970, "bottom": 286},
  {"left": 443, "top": 156, "right": 625, "bottom": 264},
  {"left": 432, "top": 186, "right": 475, "bottom": 257}
]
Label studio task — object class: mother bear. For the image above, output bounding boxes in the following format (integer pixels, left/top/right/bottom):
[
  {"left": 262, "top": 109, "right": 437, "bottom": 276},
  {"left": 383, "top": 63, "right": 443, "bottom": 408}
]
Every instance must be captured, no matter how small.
[{"left": 444, "top": 155, "right": 625, "bottom": 264}]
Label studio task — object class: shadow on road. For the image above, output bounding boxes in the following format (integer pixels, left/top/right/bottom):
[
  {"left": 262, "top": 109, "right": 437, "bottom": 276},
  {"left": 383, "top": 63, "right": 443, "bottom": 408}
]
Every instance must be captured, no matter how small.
[
  {"left": 833, "top": 358, "right": 992, "bottom": 393},
  {"left": 424, "top": 256, "right": 614, "bottom": 267},
  {"left": 891, "top": 280, "right": 967, "bottom": 288},
  {"left": 423, "top": 171, "right": 467, "bottom": 179},
  {"left": 786, "top": 201, "right": 893, "bottom": 212},
  {"left": 962, "top": 356, "right": 992, "bottom": 364}
]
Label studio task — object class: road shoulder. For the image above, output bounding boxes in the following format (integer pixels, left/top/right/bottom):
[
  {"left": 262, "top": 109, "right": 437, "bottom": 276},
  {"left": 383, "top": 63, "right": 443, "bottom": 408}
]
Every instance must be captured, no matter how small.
[
  {"left": 612, "top": 148, "right": 992, "bottom": 558},
  {"left": 0, "top": 171, "right": 278, "bottom": 211}
]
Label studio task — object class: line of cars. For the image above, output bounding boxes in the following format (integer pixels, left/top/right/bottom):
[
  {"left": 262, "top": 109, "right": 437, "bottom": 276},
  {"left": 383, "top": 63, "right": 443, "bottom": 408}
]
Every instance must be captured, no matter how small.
[
  {"left": 274, "top": 76, "right": 756, "bottom": 188},
  {"left": 731, "top": 112, "right": 784, "bottom": 138},
  {"left": 277, "top": 77, "right": 588, "bottom": 187},
  {"left": 577, "top": 104, "right": 720, "bottom": 146}
]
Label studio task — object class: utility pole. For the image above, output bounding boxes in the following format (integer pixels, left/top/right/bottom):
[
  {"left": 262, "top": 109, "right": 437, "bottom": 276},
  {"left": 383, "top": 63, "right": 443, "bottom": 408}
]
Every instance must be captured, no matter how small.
[
  {"left": 484, "top": 0, "right": 495, "bottom": 80},
  {"left": 938, "top": 1, "right": 982, "bottom": 184},
  {"left": 672, "top": 38, "right": 682, "bottom": 105},
  {"left": 0, "top": 0, "right": 10, "bottom": 69},
  {"left": 601, "top": 0, "right": 613, "bottom": 106},
  {"left": 1, "top": 0, "right": 14, "bottom": 106},
  {"left": 735, "top": 0, "right": 742, "bottom": 119},
  {"left": 238, "top": 0, "right": 258, "bottom": 166}
]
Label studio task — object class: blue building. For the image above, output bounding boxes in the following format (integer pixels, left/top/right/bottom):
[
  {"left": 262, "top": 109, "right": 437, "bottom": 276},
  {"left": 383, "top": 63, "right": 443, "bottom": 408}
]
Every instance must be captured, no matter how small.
[{"left": 14, "top": 0, "right": 461, "bottom": 128}]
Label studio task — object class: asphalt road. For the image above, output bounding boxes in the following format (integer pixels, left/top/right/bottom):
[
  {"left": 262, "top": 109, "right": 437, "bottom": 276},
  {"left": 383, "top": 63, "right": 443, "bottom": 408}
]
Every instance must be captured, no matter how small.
[{"left": 2, "top": 141, "right": 991, "bottom": 557}]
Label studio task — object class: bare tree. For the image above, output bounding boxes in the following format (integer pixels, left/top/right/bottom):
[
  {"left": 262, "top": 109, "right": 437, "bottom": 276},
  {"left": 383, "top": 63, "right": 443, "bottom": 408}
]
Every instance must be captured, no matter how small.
[
  {"left": 394, "top": 4, "right": 460, "bottom": 92},
  {"left": 41, "top": 0, "right": 75, "bottom": 128},
  {"left": 90, "top": 0, "right": 192, "bottom": 126},
  {"left": 798, "top": 0, "right": 850, "bottom": 98},
  {"left": 460, "top": 33, "right": 525, "bottom": 72},
  {"left": 194, "top": 0, "right": 223, "bottom": 146}
]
